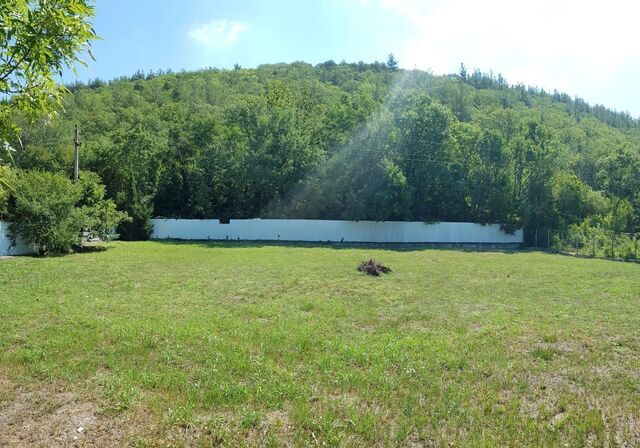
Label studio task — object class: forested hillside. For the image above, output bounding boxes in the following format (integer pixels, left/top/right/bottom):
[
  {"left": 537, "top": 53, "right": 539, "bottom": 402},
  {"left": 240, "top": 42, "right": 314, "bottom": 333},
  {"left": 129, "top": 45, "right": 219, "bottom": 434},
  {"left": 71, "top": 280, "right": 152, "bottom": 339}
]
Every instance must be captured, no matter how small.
[{"left": 6, "top": 60, "right": 640, "bottom": 241}]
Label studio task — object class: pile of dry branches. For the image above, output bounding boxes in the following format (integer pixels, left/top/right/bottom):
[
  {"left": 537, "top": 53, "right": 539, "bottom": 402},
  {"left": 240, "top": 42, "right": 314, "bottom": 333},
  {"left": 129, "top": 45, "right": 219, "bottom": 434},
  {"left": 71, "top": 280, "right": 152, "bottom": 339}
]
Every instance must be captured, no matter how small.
[{"left": 357, "top": 258, "right": 392, "bottom": 276}]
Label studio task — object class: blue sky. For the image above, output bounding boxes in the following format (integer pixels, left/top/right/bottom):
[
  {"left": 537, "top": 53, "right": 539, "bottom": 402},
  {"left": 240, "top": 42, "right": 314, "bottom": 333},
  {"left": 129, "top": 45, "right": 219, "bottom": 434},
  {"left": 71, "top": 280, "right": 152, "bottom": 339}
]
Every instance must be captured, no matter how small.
[{"left": 65, "top": 0, "right": 640, "bottom": 117}]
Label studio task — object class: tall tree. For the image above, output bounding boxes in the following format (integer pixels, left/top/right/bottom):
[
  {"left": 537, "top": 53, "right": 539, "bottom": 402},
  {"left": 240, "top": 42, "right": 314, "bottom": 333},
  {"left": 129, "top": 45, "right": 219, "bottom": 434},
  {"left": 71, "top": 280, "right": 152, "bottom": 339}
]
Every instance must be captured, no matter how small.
[{"left": 386, "top": 54, "right": 399, "bottom": 71}]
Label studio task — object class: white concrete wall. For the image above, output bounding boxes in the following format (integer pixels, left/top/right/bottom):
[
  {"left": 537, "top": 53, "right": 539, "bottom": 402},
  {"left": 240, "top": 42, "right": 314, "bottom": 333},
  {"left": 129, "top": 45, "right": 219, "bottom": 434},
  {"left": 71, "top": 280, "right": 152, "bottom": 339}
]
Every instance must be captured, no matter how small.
[
  {"left": 0, "top": 221, "right": 34, "bottom": 256},
  {"left": 151, "top": 218, "right": 523, "bottom": 244}
]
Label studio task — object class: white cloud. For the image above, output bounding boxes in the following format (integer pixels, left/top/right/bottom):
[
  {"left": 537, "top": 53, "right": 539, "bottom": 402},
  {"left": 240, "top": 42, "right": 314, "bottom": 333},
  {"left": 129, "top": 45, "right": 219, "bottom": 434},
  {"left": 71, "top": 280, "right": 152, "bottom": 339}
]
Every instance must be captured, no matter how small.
[
  {"left": 377, "top": 0, "right": 640, "bottom": 109},
  {"left": 188, "top": 20, "right": 249, "bottom": 47}
]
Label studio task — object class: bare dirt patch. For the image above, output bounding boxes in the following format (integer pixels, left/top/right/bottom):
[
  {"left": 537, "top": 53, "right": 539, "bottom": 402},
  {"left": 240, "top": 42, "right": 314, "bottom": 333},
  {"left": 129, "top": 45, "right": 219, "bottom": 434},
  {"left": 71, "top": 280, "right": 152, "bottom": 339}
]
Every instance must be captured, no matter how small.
[
  {"left": 533, "top": 341, "right": 584, "bottom": 354},
  {"left": 0, "top": 378, "right": 141, "bottom": 447},
  {"left": 516, "top": 371, "right": 640, "bottom": 446},
  {"left": 245, "top": 409, "right": 294, "bottom": 446},
  {"left": 519, "top": 372, "right": 581, "bottom": 420}
]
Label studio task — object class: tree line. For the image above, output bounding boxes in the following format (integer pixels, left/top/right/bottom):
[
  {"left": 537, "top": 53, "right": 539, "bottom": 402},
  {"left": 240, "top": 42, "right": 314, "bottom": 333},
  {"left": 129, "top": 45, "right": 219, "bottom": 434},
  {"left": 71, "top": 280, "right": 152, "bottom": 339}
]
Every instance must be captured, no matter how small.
[{"left": 3, "top": 60, "right": 640, "bottom": 242}]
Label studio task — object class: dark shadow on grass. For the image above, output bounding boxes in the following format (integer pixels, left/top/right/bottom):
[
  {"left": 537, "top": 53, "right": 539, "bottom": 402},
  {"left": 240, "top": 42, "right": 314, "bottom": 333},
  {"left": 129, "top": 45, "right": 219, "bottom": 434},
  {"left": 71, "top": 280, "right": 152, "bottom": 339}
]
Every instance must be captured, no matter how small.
[
  {"left": 10, "top": 243, "right": 114, "bottom": 259},
  {"left": 148, "top": 238, "right": 523, "bottom": 254},
  {"left": 536, "top": 248, "right": 640, "bottom": 265},
  {"left": 74, "top": 243, "right": 112, "bottom": 254}
]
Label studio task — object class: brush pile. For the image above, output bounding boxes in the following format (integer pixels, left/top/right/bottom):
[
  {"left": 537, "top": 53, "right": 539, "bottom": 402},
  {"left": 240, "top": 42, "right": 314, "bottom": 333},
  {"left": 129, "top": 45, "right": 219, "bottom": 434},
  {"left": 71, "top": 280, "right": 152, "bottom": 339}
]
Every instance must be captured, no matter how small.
[{"left": 357, "top": 258, "right": 392, "bottom": 276}]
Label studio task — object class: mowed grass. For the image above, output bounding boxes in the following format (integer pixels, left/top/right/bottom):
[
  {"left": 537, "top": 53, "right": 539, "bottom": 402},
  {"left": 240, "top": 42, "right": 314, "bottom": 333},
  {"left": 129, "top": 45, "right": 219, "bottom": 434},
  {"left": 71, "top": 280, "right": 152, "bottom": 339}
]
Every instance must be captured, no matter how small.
[{"left": 0, "top": 241, "right": 639, "bottom": 447}]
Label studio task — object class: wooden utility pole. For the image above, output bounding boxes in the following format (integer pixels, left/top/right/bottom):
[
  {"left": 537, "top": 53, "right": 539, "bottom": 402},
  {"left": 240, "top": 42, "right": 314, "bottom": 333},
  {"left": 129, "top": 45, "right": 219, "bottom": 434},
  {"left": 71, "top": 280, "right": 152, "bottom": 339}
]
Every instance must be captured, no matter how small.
[{"left": 73, "top": 125, "right": 81, "bottom": 182}]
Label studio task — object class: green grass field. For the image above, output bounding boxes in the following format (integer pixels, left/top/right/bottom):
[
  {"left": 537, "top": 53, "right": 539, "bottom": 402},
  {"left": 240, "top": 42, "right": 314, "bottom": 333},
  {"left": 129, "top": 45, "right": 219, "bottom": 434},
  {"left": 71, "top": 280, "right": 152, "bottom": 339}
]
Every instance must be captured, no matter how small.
[{"left": 1, "top": 242, "right": 639, "bottom": 447}]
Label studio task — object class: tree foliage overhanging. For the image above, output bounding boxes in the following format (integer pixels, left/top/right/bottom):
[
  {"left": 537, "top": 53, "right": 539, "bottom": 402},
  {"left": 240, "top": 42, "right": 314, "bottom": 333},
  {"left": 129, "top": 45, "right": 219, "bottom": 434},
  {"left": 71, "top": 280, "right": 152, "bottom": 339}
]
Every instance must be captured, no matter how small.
[
  {"left": 5, "top": 61, "right": 640, "bottom": 240},
  {"left": 0, "top": 0, "right": 96, "bottom": 142}
]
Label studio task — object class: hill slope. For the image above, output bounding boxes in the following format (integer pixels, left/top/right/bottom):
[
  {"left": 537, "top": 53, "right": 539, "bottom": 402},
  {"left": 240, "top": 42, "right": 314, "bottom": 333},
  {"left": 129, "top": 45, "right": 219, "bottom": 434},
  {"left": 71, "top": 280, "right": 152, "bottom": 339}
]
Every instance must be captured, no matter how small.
[{"left": 10, "top": 61, "right": 640, "bottom": 240}]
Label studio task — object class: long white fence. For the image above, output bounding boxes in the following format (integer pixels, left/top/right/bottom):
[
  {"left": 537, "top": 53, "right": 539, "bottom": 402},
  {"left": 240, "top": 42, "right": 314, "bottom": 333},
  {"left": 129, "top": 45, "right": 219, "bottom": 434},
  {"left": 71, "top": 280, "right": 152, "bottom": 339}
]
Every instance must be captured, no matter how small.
[
  {"left": 0, "top": 221, "right": 34, "bottom": 256},
  {"left": 0, "top": 219, "right": 523, "bottom": 256},
  {"left": 151, "top": 218, "right": 523, "bottom": 245}
]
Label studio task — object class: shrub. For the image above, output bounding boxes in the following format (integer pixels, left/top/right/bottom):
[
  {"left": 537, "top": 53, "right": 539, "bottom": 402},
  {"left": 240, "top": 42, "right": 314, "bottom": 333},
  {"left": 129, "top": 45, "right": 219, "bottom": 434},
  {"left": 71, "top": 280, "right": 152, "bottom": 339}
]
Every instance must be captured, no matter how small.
[
  {"left": 77, "top": 172, "right": 131, "bottom": 241},
  {"left": 0, "top": 164, "right": 15, "bottom": 220},
  {"left": 10, "top": 171, "right": 84, "bottom": 255},
  {"left": 118, "top": 196, "right": 153, "bottom": 241},
  {"left": 9, "top": 170, "right": 130, "bottom": 255}
]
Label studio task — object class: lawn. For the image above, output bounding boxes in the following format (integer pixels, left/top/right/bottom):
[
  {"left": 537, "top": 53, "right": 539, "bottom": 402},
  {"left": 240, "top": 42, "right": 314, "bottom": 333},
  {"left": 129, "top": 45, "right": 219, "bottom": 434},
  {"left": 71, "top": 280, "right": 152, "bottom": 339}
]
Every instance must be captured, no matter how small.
[{"left": 0, "top": 241, "right": 639, "bottom": 447}]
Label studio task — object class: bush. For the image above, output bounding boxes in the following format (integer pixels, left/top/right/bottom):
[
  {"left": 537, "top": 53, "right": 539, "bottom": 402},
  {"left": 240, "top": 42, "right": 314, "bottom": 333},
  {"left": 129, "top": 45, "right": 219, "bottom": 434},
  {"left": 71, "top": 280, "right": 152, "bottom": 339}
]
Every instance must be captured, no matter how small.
[
  {"left": 0, "top": 164, "right": 15, "bottom": 220},
  {"left": 77, "top": 172, "right": 131, "bottom": 241},
  {"left": 10, "top": 171, "right": 84, "bottom": 255},
  {"left": 9, "top": 170, "right": 130, "bottom": 255},
  {"left": 117, "top": 196, "right": 153, "bottom": 241}
]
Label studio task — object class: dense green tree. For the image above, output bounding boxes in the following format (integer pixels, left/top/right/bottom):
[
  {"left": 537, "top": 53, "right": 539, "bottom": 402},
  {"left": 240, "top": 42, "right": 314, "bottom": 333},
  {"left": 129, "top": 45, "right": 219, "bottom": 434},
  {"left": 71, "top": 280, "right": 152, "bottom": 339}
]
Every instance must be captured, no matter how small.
[
  {"left": 386, "top": 54, "right": 399, "bottom": 71},
  {"left": 552, "top": 172, "right": 607, "bottom": 227},
  {"left": 465, "top": 130, "right": 511, "bottom": 223}
]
